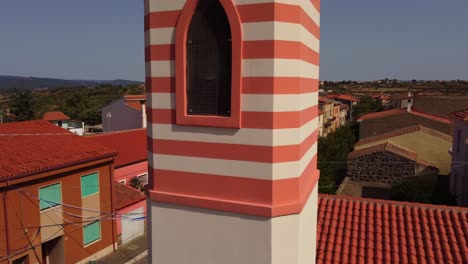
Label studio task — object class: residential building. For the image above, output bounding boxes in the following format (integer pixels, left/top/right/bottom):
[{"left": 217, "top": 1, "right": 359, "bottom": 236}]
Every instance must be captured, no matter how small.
[
  {"left": 114, "top": 183, "right": 146, "bottom": 245},
  {"left": 370, "top": 92, "right": 390, "bottom": 106},
  {"left": 144, "top": 1, "right": 468, "bottom": 264},
  {"left": 318, "top": 110, "right": 324, "bottom": 137},
  {"left": 357, "top": 108, "right": 452, "bottom": 139},
  {"left": 101, "top": 95, "right": 147, "bottom": 132},
  {"left": 0, "top": 120, "right": 117, "bottom": 264},
  {"left": 339, "top": 104, "right": 348, "bottom": 126},
  {"left": 88, "top": 129, "right": 148, "bottom": 186},
  {"left": 389, "top": 91, "right": 413, "bottom": 109},
  {"left": 449, "top": 108, "right": 468, "bottom": 206},
  {"left": 327, "top": 93, "right": 359, "bottom": 120},
  {"left": 43, "top": 111, "right": 85, "bottom": 136},
  {"left": 348, "top": 125, "right": 453, "bottom": 184},
  {"left": 319, "top": 96, "right": 342, "bottom": 136}
]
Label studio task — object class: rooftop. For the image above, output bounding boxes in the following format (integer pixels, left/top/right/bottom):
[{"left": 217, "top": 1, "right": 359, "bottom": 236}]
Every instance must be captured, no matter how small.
[
  {"left": 0, "top": 120, "right": 114, "bottom": 181},
  {"left": 124, "top": 94, "right": 146, "bottom": 111},
  {"left": 317, "top": 194, "right": 468, "bottom": 264},
  {"left": 451, "top": 108, "right": 468, "bottom": 121},
  {"left": 327, "top": 94, "right": 360, "bottom": 102},
  {"left": 42, "top": 111, "right": 71, "bottom": 121},
  {"left": 358, "top": 110, "right": 452, "bottom": 139},
  {"left": 87, "top": 129, "right": 147, "bottom": 168},
  {"left": 413, "top": 95, "right": 468, "bottom": 119},
  {"left": 354, "top": 125, "right": 452, "bottom": 174},
  {"left": 114, "top": 182, "right": 145, "bottom": 210}
]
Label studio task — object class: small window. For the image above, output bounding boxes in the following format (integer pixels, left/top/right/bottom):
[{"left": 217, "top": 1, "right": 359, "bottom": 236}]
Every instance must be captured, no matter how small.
[
  {"left": 39, "top": 183, "right": 62, "bottom": 211},
  {"left": 186, "top": 0, "right": 232, "bottom": 116},
  {"left": 81, "top": 173, "right": 99, "bottom": 198},
  {"left": 83, "top": 220, "right": 101, "bottom": 246}
]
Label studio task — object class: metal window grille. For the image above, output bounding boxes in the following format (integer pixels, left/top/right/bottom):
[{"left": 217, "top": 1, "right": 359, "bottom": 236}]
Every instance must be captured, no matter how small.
[{"left": 186, "top": 0, "right": 232, "bottom": 116}]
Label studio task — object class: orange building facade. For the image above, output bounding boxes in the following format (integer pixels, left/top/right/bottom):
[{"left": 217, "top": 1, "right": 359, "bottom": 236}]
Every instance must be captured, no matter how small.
[{"left": 145, "top": 0, "right": 320, "bottom": 263}]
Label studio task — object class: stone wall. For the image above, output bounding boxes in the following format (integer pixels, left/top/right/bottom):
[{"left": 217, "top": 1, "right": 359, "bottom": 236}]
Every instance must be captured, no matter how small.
[{"left": 348, "top": 151, "right": 416, "bottom": 184}]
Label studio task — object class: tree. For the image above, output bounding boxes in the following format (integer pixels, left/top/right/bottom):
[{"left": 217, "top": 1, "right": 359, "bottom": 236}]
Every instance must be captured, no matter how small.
[
  {"left": 318, "top": 126, "right": 356, "bottom": 194},
  {"left": 129, "top": 176, "right": 145, "bottom": 191},
  {"left": 8, "top": 90, "right": 34, "bottom": 121},
  {"left": 353, "top": 96, "right": 383, "bottom": 119}
]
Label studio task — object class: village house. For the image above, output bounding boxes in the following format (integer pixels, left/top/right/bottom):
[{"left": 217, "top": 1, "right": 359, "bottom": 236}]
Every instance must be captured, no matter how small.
[
  {"left": 101, "top": 95, "right": 147, "bottom": 132},
  {"left": 43, "top": 111, "right": 85, "bottom": 136},
  {"left": 318, "top": 96, "right": 342, "bottom": 136},
  {"left": 0, "top": 120, "right": 117, "bottom": 264},
  {"left": 449, "top": 108, "right": 468, "bottom": 206},
  {"left": 88, "top": 128, "right": 148, "bottom": 186},
  {"left": 389, "top": 91, "right": 413, "bottom": 109}
]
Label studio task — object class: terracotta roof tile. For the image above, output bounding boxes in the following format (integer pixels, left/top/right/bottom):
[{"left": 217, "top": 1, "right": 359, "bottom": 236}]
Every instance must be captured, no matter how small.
[
  {"left": 316, "top": 195, "right": 468, "bottom": 264},
  {"left": 0, "top": 120, "right": 115, "bottom": 181},
  {"left": 357, "top": 109, "right": 406, "bottom": 122},
  {"left": 42, "top": 111, "right": 71, "bottom": 121},
  {"left": 328, "top": 94, "right": 360, "bottom": 102},
  {"left": 88, "top": 129, "right": 147, "bottom": 168},
  {"left": 114, "top": 182, "right": 145, "bottom": 210},
  {"left": 450, "top": 108, "right": 468, "bottom": 121},
  {"left": 124, "top": 94, "right": 146, "bottom": 111}
]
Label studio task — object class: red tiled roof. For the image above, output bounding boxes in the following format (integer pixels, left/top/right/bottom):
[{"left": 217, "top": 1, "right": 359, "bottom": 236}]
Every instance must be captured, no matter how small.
[
  {"left": 316, "top": 194, "right": 468, "bottom": 264},
  {"left": 43, "top": 111, "right": 70, "bottom": 121},
  {"left": 451, "top": 108, "right": 468, "bottom": 121},
  {"left": 0, "top": 120, "right": 115, "bottom": 181},
  {"left": 328, "top": 94, "right": 360, "bottom": 102},
  {"left": 390, "top": 92, "right": 413, "bottom": 100},
  {"left": 114, "top": 182, "right": 145, "bottom": 210},
  {"left": 357, "top": 109, "right": 406, "bottom": 122},
  {"left": 88, "top": 129, "right": 147, "bottom": 168},
  {"left": 124, "top": 95, "right": 146, "bottom": 111}
]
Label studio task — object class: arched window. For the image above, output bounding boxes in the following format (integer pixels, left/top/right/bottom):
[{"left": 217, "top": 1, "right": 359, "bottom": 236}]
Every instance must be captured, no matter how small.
[
  {"left": 186, "top": 0, "right": 231, "bottom": 117},
  {"left": 176, "top": 0, "right": 242, "bottom": 128}
]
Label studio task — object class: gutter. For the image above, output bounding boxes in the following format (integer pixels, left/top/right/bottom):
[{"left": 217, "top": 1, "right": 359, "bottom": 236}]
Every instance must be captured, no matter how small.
[{"left": 0, "top": 153, "right": 116, "bottom": 186}]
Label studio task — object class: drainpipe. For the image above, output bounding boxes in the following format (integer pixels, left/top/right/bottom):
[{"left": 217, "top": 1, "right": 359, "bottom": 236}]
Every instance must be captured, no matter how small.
[
  {"left": 2, "top": 180, "right": 11, "bottom": 264},
  {"left": 109, "top": 160, "right": 117, "bottom": 251}
]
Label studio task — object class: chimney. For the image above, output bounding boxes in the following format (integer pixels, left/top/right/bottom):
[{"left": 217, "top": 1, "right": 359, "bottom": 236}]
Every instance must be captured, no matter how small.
[
  {"left": 145, "top": 1, "right": 320, "bottom": 263},
  {"left": 407, "top": 90, "right": 413, "bottom": 112}
]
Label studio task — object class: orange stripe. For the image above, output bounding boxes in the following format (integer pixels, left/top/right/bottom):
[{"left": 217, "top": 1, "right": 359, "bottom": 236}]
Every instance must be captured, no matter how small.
[
  {"left": 146, "top": 77, "right": 319, "bottom": 94},
  {"left": 243, "top": 77, "right": 319, "bottom": 94},
  {"left": 150, "top": 106, "right": 318, "bottom": 129},
  {"left": 152, "top": 130, "right": 318, "bottom": 163},
  {"left": 144, "top": 10, "right": 180, "bottom": 30},
  {"left": 243, "top": 40, "right": 319, "bottom": 65},
  {"left": 147, "top": 155, "right": 319, "bottom": 217},
  {"left": 237, "top": 3, "right": 319, "bottom": 39},
  {"left": 311, "top": 0, "right": 320, "bottom": 13}
]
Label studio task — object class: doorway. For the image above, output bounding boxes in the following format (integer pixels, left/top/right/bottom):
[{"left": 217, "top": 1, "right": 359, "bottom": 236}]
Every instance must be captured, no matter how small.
[{"left": 41, "top": 236, "right": 64, "bottom": 264}]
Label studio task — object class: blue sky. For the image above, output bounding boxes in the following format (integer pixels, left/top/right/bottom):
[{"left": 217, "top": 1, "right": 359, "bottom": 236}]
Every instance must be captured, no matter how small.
[{"left": 0, "top": 0, "right": 467, "bottom": 81}]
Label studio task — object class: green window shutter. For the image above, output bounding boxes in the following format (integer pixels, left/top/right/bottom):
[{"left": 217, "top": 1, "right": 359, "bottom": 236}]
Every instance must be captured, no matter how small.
[
  {"left": 83, "top": 220, "right": 101, "bottom": 245},
  {"left": 81, "top": 173, "right": 99, "bottom": 197},
  {"left": 39, "top": 183, "right": 62, "bottom": 210}
]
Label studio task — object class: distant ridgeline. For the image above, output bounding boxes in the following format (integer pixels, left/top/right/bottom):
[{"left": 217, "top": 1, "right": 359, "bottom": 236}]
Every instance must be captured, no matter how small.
[{"left": 0, "top": 75, "right": 143, "bottom": 90}]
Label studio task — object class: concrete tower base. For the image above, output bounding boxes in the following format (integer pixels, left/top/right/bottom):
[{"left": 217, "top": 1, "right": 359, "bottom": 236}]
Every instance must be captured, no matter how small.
[{"left": 148, "top": 186, "right": 317, "bottom": 264}]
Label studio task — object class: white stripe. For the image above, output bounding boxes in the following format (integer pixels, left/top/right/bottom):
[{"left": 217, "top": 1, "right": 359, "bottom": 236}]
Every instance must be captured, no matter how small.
[
  {"left": 234, "top": 0, "right": 320, "bottom": 27},
  {"left": 145, "top": 28, "right": 176, "bottom": 46},
  {"left": 149, "top": 92, "right": 317, "bottom": 112},
  {"left": 146, "top": 61, "right": 174, "bottom": 77},
  {"left": 150, "top": 116, "right": 319, "bottom": 146},
  {"left": 150, "top": 142, "right": 316, "bottom": 180},
  {"left": 243, "top": 59, "right": 319, "bottom": 78},
  {"left": 146, "top": 0, "right": 186, "bottom": 14},
  {"left": 145, "top": 22, "right": 319, "bottom": 51},
  {"left": 146, "top": 59, "right": 318, "bottom": 78},
  {"left": 243, "top": 22, "right": 319, "bottom": 52}
]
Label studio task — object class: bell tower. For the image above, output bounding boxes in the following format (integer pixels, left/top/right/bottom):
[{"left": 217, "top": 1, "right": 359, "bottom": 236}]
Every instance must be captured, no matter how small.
[{"left": 145, "top": 0, "right": 320, "bottom": 263}]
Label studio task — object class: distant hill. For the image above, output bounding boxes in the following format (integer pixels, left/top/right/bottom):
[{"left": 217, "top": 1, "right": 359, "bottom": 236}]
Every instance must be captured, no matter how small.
[{"left": 0, "top": 75, "right": 143, "bottom": 90}]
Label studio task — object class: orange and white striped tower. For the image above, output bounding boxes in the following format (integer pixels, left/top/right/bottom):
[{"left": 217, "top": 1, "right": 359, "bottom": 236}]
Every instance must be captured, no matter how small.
[{"left": 145, "top": 0, "right": 320, "bottom": 263}]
